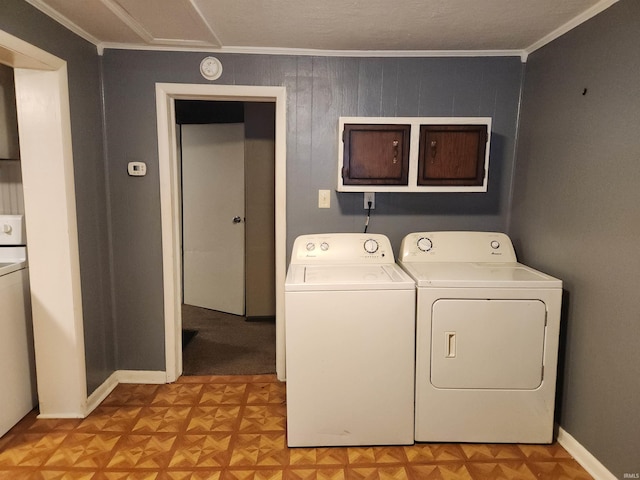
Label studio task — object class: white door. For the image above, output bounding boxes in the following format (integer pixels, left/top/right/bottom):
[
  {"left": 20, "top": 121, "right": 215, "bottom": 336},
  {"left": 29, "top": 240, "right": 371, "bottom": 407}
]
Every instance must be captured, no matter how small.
[{"left": 182, "top": 123, "right": 245, "bottom": 315}]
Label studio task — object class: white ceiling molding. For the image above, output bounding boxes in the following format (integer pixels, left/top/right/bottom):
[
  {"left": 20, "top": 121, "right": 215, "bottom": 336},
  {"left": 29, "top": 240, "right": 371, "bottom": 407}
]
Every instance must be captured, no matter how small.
[
  {"left": 96, "top": 43, "right": 528, "bottom": 61},
  {"left": 188, "top": 0, "right": 223, "bottom": 49},
  {"left": 23, "top": 0, "right": 102, "bottom": 48},
  {"left": 99, "top": 0, "right": 154, "bottom": 44},
  {"left": 22, "top": 0, "right": 619, "bottom": 63},
  {"left": 524, "top": 0, "right": 619, "bottom": 59}
]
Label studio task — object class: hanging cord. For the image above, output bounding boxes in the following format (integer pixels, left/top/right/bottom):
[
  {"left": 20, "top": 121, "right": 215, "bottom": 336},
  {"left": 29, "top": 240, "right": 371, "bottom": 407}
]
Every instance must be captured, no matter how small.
[{"left": 364, "top": 200, "right": 373, "bottom": 233}]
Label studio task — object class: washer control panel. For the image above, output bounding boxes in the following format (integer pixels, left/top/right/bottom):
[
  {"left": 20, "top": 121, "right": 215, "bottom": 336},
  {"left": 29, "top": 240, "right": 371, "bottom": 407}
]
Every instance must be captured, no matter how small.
[
  {"left": 399, "top": 231, "right": 517, "bottom": 263},
  {"left": 291, "top": 233, "right": 394, "bottom": 264},
  {"left": 0, "top": 215, "right": 26, "bottom": 245}
]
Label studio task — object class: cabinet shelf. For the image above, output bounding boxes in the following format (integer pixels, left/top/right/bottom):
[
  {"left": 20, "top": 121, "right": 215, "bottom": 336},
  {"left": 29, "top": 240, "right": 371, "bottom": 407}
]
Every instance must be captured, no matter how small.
[{"left": 338, "top": 116, "right": 491, "bottom": 193}]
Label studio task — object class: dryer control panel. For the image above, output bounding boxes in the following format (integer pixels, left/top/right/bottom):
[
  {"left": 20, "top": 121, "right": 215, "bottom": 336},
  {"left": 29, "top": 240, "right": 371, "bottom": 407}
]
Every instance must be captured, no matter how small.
[
  {"left": 399, "top": 231, "right": 517, "bottom": 263},
  {"left": 290, "top": 233, "right": 395, "bottom": 264}
]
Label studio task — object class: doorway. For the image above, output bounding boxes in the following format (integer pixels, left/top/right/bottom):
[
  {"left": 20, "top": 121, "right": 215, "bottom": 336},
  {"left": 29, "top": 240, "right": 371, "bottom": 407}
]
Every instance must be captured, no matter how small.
[
  {"left": 177, "top": 100, "right": 277, "bottom": 375},
  {"left": 0, "top": 30, "right": 87, "bottom": 417},
  {"left": 155, "top": 83, "right": 287, "bottom": 382}
]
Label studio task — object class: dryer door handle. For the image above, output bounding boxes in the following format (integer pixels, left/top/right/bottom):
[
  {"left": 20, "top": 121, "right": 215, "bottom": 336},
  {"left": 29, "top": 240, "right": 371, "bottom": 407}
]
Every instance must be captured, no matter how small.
[{"left": 445, "top": 332, "right": 456, "bottom": 358}]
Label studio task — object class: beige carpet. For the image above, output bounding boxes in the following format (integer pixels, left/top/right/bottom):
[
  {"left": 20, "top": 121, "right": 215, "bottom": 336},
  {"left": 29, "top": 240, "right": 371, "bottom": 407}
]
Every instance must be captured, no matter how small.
[{"left": 181, "top": 304, "right": 276, "bottom": 376}]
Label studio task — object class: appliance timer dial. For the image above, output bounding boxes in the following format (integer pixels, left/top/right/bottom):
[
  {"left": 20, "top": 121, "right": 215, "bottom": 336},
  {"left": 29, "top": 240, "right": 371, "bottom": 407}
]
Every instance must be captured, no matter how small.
[
  {"left": 417, "top": 237, "right": 433, "bottom": 252},
  {"left": 363, "top": 239, "right": 379, "bottom": 254}
]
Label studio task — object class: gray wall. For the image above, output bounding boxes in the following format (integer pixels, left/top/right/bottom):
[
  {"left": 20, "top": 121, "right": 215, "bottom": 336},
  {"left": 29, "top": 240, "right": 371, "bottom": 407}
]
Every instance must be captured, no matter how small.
[
  {"left": 0, "top": 0, "right": 115, "bottom": 393},
  {"left": 5, "top": 4, "right": 636, "bottom": 474},
  {"left": 509, "top": 0, "right": 640, "bottom": 476},
  {"left": 101, "top": 50, "right": 523, "bottom": 370}
]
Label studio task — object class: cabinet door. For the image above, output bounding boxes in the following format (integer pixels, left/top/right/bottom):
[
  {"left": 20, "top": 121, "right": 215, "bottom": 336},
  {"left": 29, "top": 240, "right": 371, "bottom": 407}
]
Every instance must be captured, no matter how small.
[
  {"left": 418, "top": 125, "right": 487, "bottom": 186},
  {"left": 342, "top": 124, "right": 410, "bottom": 185}
]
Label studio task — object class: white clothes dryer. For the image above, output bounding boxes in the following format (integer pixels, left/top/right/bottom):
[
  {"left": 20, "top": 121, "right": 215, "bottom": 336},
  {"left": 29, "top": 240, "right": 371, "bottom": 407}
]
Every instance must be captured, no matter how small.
[
  {"left": 398, "top": 231, "right": 562, "bottom": 444},
  {"left": 285, "top": 233, "right": 415, "bottom": 447}
]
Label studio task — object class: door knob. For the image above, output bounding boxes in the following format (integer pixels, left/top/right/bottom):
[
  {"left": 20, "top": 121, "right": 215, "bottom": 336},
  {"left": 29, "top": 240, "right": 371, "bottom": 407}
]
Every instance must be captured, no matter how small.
[{"left": 232, "top": 216, "right": 243, "bottom": 224}]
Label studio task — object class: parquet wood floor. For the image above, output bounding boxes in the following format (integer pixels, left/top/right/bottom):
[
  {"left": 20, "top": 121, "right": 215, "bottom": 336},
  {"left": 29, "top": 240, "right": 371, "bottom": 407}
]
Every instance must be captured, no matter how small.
[{"left": 0, "top": 375, "right": 593, "bottom": 479}]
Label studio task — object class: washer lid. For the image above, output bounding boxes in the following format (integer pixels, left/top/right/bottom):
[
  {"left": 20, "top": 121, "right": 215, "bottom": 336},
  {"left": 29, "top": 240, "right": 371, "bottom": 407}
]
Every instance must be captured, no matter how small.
[
  {"left": 285, "top": 263, "right": 415, "bottom": 291},
  {"left": 399, "top": 261, "right": 561, "bottom": 288}
]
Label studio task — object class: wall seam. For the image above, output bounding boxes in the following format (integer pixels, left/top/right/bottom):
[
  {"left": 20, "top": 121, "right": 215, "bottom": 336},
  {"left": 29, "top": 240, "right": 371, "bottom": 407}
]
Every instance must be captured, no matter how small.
[
  {"left": 98, "top": 54, "right": 120, "bottom": 368},
  {"left": 505, "top": 61, "right": 527, "bottom": 235}
]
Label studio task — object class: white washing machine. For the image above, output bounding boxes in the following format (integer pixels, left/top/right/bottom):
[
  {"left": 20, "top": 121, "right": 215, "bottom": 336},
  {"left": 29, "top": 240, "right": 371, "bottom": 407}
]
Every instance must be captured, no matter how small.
[
  {"left": 285, "top": 233, "right": 415, "bottom": 447},
  {"left": 398, "top": 231, "right": 562, "bottom": 444},
  {"left": 0, "top": 215, "right": 36, "bottom": 437}
]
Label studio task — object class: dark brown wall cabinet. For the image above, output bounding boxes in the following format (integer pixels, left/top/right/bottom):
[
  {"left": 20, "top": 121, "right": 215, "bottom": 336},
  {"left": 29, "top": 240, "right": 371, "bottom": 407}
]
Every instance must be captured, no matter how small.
[
  {"left": 418, "top": 125, "right": 487, "bottom": 186},
  {"left": 342, "top": 124, "right": 410, "bottom": 185},
  {"left": 338, "top": 117, "right": 491, "bottom": 192}
]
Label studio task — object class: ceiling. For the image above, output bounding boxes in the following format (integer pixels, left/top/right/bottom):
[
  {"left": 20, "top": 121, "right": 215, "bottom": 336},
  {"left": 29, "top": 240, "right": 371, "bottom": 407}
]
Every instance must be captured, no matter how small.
[{"left": 25, "top": 0, "right": 617, "bottom": 59}]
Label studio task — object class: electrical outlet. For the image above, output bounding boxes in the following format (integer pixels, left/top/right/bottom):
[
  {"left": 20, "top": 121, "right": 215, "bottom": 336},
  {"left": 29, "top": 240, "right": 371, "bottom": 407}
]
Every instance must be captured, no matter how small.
[
  {"left": 364, "top": 192, "right": 375, "bottom": 209},
  {"left": 318, "top": 189, "right": 331, "bottom": 208}
]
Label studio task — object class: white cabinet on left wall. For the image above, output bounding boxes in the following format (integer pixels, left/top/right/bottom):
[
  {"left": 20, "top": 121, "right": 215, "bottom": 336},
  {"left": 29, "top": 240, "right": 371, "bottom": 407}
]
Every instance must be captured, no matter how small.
[{"left": 0, "top": 64, "right": 20, "bottom": 160}]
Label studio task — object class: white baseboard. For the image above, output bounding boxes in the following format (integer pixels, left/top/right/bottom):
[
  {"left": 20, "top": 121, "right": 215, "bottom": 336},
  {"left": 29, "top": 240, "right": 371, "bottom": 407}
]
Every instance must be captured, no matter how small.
[
  {"left": 557, "top": 427, "right": 616, "bottom": 480},
  {"left": 37, "top": 413, "right": 86, "bottom": 419},
  {"left": 115, "top": 370, "right": 168, "bottom": 385},
  {"left": 83, "top": 370, "right": 168, "bottom": 417}
]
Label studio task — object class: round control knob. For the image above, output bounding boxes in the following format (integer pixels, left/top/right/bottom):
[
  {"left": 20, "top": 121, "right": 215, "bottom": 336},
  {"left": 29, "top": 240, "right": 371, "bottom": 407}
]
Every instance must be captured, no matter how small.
[
  {"left": 417, "top": 237, "right": 433, "bottom": 252},
  {"left": 320, "top": 242, "right": 329, "bottom": 251},
  {"left": 490, "top": 240, "right": 500, "bottom": 249},
  {"left": 306, "top": 242, "right": 315, "bottom": 251},
  {"left": 363, "top": 239, "right": 379, "bottom": 254}
]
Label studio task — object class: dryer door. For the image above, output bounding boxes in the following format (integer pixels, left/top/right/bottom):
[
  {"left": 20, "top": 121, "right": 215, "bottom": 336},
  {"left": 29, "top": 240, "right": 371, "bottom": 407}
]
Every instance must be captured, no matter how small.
[{"left": 431, "top": 299, "right": 546, "bottom": 390}]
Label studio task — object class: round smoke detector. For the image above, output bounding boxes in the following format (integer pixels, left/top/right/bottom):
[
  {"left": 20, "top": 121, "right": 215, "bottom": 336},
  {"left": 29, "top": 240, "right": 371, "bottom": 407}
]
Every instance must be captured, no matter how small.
[{"left": 199, "top": 56, "right": 222, "bottom": 81}]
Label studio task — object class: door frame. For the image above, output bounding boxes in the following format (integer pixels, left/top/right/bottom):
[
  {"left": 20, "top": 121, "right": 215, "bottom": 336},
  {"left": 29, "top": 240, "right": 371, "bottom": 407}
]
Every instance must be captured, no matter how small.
[
  {"left": 0, "top": 29, "right": 87, "bottom": 417},
  {"left": 156, "top": 83, "right": 287, "bottom": 382}
]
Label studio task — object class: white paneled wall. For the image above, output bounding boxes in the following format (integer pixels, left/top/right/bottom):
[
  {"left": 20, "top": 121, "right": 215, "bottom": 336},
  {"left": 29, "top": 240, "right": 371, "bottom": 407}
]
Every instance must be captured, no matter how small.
[{"left": 0, "top": 160, "right": 24, "bottom": 215}]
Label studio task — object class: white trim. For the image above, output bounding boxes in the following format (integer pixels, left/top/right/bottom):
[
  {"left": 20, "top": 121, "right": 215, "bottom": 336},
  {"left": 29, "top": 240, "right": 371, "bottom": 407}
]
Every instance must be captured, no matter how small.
[
  {"left": 99, "top": 42, "right": 526, "bottom": 59},
  {"left": 557, "top": 427, "right": 617, "bottom": 480},
  {"left": 524, "top": 0, "right": 619, "bottom": 57},
  {"left": 188, "top": 0, "right": 224, "bottom": 48},
  {"left": 155, "top": 83, "right": 287, "bottom": 382},
  {"left": 115, "top": 370, "right": 168, "bottom": 384},
  {"left": 84, "top": 371, "right": 119, "bottom": 414},
  {"left": 15, "top": 66, "right": 88, "bottom": 419},
  {"left": 0, "top": 30, "right": 64, "bottom": 70},
  {"left": 337, "top": 116, "right": 492, "bottom": 193},
  {"left": 22, "top": 0, "right": 617, "bottom": 62},
  {"left": 85, "top": 370, "right": 170, "bottom": 417},
  {"left": 1, "top": 28, "right": 87, "bottom": 419},
  {"left": 99, "top": 0, "right": 153, "bottom": 43},
  {"left": 37, "top": 413, "right": 86, "bottom": 420},
  {"left": 22, "top": 0, "right": 102, "bottom": 48}
]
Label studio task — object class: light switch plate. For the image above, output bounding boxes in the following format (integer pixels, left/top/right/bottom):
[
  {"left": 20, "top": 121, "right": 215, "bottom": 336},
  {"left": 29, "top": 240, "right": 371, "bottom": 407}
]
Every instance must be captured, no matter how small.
[{"left": 318, "top": 190, "right": 330, "bottom": 208}]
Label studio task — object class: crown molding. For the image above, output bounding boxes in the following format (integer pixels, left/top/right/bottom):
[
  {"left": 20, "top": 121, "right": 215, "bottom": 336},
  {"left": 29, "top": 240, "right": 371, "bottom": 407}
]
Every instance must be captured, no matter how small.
[
  {"left": 524, "top": 0, "right": 619, "bottom": 58},
  {"left": 24, "top": 0, "right": 101, "bottom": 47},
  {"left": 26, "top": 0, "right": 620, "bottom": 64},
  {"left": 98, "top": 42, "right": 526, "bottom": 61}
]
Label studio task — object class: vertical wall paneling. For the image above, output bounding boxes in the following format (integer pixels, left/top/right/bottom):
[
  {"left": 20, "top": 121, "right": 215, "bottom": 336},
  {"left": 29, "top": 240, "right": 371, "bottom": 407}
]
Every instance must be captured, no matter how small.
[
  {"left": 395, "top": 58, "right": 421, "bottom": 117},
  {"left": 357, "top": 59, "right": 384, "bottom": 117},
  {"left": 381, "top": 59, "right": 399, "bottom": 117},
  {"left": 102, "top": 50, "right": 522, "bottom": 373},
  {"left": 418, "top": 59, "right": 455, "bottom": 116}
]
